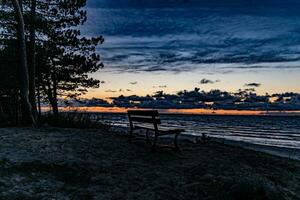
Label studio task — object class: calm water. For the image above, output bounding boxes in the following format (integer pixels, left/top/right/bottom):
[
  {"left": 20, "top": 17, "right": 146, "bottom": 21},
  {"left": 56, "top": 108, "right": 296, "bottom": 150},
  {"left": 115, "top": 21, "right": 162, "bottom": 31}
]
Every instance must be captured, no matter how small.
[{"left": 94, "top": 113, "right": 300, "bottom": 149}]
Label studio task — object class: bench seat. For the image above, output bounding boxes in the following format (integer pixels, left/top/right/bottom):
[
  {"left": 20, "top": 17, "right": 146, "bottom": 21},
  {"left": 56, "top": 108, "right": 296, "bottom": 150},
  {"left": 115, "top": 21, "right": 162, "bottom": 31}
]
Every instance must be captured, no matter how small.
[
  {"left": 128, "top": 110, "right": 185, "bottom": 151},
  {"left": 135, "top": 124, "right": 184, "bottom": 135}
]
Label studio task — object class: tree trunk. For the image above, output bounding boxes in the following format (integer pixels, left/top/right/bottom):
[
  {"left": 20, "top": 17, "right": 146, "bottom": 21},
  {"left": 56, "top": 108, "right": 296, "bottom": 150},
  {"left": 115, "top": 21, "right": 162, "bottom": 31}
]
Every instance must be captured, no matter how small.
[
  {"left": 50, "top": 97, "right": 59, "bottom": 117},
  {"left": 43, "top": 83, "right": 59, "bottom": 118},
  {"left": 37, "top": 83, "right": 42, "bottom": 119},
  {"left": 28, "top": 0, "right": 38, "bottom": 120},
  {"left": 12, "top": 0, "right": 35, "bottom": 125},
  {"left": 51, "top": 79, "right": 59, "bottom": 117}
]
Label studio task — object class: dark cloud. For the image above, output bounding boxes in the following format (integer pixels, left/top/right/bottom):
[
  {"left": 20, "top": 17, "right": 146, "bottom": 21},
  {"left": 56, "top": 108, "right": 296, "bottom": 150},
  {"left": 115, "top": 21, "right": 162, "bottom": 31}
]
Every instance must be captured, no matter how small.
[
  {"left": 200, "top": 78, "right": 214, "bottom": 84},
  {"left": 130, "top": 82, "right": 138, "bottom": 85},
  {"left": 103, "top": 49, "right": 300, "bottom": 74},
  {"left": 62, "top": 89, "right": 300, "bottom": 111},
  {"left": 109, "top": 88, "right": 300, "bottom": 110},
  {"left": 101, "top": 43, "right": 300, "bottom": 74},
  {"left": 244, "top": 94, "right": 269, "bottom": 103},
  {"left": 153, "top": 85, "right": 168, "bottom": 89},
  {"left": 83, "top": 1, "right": 300, "bottom": 74},
  {"left": 57, "top": 98, "right": 113, "bottom": 107},
  {"left": 88, "top": 0, "right": 300, "bottom": 9},
  {"left": 244, "top": 83, "right": 262, "bottom": 87},
  {"left": 244, "top": 88, "right": 256, "bottom": 92},
  {"left": 105, "top": 90, "right": 117, "bottom": 93},
  {"left": 84, "top": 98, "right": 112, "bottom": 107},
  {"left": 158, "top": 85, "right": 168, "bottom": 88},
  {"left": 143, "top": 66, "right": 169, "bottom": 72}
]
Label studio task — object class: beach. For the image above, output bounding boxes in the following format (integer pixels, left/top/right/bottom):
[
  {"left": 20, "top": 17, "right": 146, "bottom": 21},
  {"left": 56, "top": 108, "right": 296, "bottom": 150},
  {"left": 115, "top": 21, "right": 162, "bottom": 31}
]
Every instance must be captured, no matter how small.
[
  {"left": 88, "top": 113, "right": 300, "bottom": 160},
  {"left": 0, "top": 127, "right": 299, "bottom": 199}
]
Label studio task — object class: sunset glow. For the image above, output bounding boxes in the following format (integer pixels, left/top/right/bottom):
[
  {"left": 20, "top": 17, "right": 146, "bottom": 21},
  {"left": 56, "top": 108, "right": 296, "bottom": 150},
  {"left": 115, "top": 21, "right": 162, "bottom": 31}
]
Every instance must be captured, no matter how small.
[{"left": 56, "top": 106, "right": 300, "bottom": 116}]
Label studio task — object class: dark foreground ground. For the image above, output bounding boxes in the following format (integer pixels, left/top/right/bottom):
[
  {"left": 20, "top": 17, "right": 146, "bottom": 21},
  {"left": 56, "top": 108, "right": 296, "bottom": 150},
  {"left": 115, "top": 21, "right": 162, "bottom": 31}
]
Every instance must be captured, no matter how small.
[{"left": 0, "top": 127, "right": 299, "bottom": 200}]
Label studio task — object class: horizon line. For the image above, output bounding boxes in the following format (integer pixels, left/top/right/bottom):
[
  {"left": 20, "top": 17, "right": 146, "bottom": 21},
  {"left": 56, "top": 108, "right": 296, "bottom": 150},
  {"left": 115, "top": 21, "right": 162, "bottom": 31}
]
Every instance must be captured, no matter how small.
[{"left": 42, "top": 106, "right": 300, "bottom": 116}]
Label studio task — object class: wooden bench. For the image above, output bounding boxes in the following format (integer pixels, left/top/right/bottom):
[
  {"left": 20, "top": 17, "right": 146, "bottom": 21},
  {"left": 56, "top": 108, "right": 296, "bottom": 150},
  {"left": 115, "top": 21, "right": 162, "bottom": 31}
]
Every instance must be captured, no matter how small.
[{"left": 128, "top": 110, "right": 185, "bottom": 151}]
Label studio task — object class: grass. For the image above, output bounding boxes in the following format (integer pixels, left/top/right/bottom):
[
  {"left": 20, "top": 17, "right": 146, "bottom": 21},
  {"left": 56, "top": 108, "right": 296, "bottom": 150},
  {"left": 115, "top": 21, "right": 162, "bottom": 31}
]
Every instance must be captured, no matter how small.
[{"left": 39, "top": 112, "right": 109, "bottom": 129}]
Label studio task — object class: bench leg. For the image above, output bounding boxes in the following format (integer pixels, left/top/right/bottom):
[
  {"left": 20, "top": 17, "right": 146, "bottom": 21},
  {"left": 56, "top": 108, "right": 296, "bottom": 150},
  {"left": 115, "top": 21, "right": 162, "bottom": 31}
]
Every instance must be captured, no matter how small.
[
  {"left": 152, "top": 133, "right": 158, "bottom": 150},
  {"left": 128, "top": 129, "right": 134, "bottom": 141},
  {"left": 145, "top": 129, "right": 151, "bottom": 144},
  {"left": 174, "top": 132, "right": 180, "bottom": 152}
]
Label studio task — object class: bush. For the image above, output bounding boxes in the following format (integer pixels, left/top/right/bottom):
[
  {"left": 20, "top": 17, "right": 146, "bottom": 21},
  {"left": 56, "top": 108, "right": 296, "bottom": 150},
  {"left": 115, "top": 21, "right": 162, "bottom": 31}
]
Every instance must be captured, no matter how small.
[{"left": 40, "top": 112, "right": 110, "bottom": 129}]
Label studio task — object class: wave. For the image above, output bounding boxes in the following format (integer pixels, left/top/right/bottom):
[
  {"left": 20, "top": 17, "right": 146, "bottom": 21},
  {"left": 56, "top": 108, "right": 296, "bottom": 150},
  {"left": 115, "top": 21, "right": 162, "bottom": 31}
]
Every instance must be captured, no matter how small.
[{"left": 97, "top": 113, "right": 300, "bottom": 150}]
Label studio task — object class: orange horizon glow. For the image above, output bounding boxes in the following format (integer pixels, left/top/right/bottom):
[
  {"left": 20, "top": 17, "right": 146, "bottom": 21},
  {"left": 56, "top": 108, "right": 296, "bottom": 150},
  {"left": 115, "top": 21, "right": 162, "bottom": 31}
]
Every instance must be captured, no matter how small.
[{"left": 47, "top": 106, "right": 300, "bottom": 116}]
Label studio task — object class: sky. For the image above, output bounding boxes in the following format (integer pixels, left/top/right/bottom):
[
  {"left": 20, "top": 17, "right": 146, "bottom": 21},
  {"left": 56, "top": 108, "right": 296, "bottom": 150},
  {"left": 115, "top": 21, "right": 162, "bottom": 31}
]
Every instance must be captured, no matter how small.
[{"left": 80, "top": 0, "right": 300, "bottom": 104}]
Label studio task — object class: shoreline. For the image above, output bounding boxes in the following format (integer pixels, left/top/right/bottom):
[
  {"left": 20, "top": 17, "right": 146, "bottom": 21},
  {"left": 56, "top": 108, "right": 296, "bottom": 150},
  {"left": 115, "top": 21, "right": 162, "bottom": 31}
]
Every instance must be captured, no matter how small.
[
  {"left": 211, "top": 137, "right": 300, "bottom": 161},
  {"left": 109, "top": 125, "right": 300, "bottom": 161}
]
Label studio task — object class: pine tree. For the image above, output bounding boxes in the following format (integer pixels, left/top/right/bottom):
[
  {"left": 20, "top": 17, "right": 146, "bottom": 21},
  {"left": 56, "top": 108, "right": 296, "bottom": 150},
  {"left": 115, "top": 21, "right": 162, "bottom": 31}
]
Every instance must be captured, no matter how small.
[
  {"left": 33, "top": 0, "right": 104, "bottom": 116},
  {"left": 1, "top": 0, "right": 104, "bottom": 117},
  {"left": 1, "top": 0, "right": 36, "bottom": 124},
  {"left": 11, "top": 0, "right": 35, "bottom": 124}
]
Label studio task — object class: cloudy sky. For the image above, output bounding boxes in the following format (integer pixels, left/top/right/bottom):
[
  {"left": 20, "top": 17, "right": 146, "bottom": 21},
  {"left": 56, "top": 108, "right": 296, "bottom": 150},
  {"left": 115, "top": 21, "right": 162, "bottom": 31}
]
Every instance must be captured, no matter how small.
[{"left": 81, "top": 0, "right": 300, "bottom": 100}]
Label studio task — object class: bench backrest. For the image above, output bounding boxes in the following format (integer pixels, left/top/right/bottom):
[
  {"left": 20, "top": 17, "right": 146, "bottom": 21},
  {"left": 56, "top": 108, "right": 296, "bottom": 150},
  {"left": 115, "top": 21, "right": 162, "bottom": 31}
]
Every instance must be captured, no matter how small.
[{"left": 128, "top": 110, "right": 161, "bottom": 127}]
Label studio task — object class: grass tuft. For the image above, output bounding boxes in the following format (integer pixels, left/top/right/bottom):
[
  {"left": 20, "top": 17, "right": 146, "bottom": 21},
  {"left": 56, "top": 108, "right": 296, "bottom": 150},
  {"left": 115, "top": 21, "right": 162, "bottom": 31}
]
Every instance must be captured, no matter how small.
[{"left": 40, "top": 112, "right": 109, "bottom": 129}]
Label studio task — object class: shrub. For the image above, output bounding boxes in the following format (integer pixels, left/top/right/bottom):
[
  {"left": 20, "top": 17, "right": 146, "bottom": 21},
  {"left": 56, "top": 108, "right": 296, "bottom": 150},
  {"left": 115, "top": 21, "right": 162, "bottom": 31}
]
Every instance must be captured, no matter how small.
[{"left": 40, "top": 112, "right": 110, "bottom": 129}]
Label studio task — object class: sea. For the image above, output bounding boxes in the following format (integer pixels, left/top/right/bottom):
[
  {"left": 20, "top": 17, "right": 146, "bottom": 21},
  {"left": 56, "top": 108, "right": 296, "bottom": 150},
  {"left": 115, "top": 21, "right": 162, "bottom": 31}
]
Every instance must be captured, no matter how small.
[{"left": 93, "top": 113, "right": 300, "bottom": 150}]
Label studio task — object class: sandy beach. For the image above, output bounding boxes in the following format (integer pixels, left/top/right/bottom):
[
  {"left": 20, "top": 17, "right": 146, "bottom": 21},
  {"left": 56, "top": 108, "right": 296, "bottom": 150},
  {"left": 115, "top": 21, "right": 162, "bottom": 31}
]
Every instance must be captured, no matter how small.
[{"left": 0, "top": 127, "right": 299, "bottom": 199}]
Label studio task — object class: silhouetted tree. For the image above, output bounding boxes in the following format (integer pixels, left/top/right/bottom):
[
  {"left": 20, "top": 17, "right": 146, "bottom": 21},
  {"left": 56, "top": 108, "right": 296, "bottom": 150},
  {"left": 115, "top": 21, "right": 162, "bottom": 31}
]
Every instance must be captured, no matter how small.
[
  {"left": 31, "top": 0, "right": 104, "bottom": 116},
  {"left": 28, "top": 0, "right": 38, "bottom": 119},
  {"left": 11, "top": 0, "right": 35, "bottom": 124},
  {"left": 1, "top": 0, "right": 104, "bottom": 117}
]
